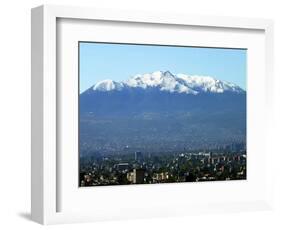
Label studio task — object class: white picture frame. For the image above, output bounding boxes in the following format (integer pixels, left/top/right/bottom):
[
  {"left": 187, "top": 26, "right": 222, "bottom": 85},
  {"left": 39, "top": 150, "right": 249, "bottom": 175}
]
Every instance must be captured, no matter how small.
[{"left": 31, "top": 4, "right": 274, "bottom": 225}]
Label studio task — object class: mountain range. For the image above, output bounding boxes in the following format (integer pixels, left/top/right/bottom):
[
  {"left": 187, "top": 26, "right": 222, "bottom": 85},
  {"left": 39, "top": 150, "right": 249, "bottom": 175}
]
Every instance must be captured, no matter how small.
[
  {"left": 88, "top": 70, "right": 244, "bottom": 94},
  {"left": 79, "top": 71, "right": 246, "bottom": 155}
]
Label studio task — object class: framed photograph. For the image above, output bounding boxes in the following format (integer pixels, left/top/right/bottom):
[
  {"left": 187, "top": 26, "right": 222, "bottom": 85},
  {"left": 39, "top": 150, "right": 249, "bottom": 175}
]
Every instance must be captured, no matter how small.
[{"left": 31, "top": 5, "right": 274, "bottom": 225}]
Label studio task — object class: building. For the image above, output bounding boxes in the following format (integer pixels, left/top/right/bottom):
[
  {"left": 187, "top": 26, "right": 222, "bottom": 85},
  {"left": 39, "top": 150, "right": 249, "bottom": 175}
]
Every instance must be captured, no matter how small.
[
  {"left": 153, "top": 172, "right": 169, "bottom": 182},
  {"left": 133, "top": 168, "right": 145, "bottom": 184},
  {"left": 199, "top": 152, "right": 213, "bottom": 158},
  {"left": 116, "top": 163, "right": 129, "bottom": 171},
  {"left": 127, "top": 171, "right": 134, "bottom": 183},
  {"left": 135, "top": 151, "right": 143, "bottom": 163}
]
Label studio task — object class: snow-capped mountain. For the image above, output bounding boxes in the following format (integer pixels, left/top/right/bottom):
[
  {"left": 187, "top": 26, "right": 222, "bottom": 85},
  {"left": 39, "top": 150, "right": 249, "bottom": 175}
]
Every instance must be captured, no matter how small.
[
  {"left": 80, "top": 71, "right": 246, "bottom": 153},
  {"left": 90, "top": 71, "right": 244, "bottom": 94}
]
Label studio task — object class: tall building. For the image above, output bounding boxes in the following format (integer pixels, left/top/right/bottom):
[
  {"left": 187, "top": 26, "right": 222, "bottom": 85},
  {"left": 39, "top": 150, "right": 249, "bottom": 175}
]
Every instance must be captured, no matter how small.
[
  {"left": 135, "top": 151, "right": 143, "bottom": 163},
  {"left": 133, "top": 168, "right": 145, "bottom": 184}
]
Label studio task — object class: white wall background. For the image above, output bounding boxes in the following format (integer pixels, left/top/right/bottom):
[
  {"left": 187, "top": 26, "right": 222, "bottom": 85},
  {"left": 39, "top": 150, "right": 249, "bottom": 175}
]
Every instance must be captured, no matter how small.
[{"left": 0, "top": 0, "right": 280, "bottom": 229}]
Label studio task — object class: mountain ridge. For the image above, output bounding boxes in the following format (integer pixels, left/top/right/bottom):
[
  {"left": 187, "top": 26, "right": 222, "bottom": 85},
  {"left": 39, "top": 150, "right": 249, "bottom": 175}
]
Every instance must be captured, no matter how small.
[{"left": 84, "top": 70, "right": 245, "bottom": 95}]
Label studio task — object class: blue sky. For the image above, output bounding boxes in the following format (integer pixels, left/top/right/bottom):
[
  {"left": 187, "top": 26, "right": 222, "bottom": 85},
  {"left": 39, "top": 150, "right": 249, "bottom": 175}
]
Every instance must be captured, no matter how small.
[{"left": 79, "top": 42, "right": 247, "bottom": 93}]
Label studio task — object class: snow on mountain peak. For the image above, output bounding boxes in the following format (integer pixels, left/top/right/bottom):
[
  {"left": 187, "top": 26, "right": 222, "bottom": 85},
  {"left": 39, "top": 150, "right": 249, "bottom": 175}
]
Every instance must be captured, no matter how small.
[
  {"left": 93, "top": 79, "right": 124, "bottom": 92},
  {"left": 91, "top": 71, "right": 244, "bottom": 94},
  {"left": 176, "top": 74, "right": 243, "bottom": 93}
]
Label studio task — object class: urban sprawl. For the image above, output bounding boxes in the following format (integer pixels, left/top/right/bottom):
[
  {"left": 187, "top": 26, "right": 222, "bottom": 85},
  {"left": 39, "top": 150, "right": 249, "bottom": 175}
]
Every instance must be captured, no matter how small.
[{"left": 80, "top": 146, "right": 246, "bottom": 186}]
